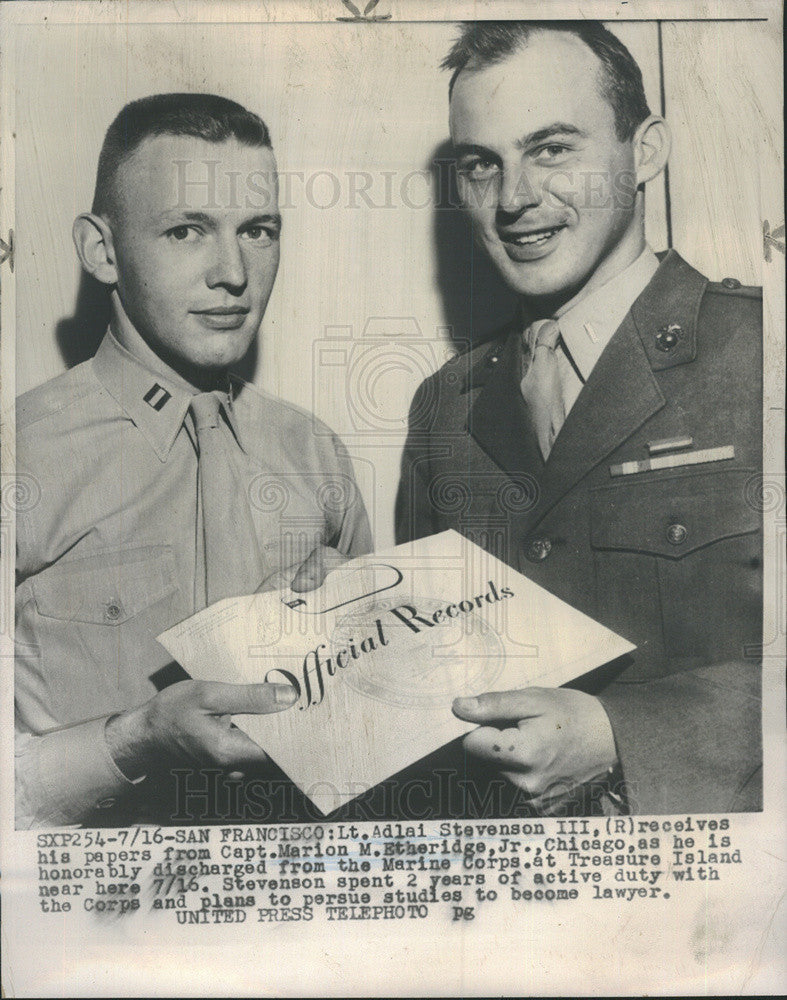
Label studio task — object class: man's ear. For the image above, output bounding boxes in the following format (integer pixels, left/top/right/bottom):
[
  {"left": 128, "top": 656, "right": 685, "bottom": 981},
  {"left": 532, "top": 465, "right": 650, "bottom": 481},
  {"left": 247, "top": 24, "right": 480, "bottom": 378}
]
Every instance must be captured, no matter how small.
[
  {"left": 72, "top": 213, "right": 119, "bottom": 285},
  {"left": 632, "top": 114, "right": 671, "bottom": 187}
]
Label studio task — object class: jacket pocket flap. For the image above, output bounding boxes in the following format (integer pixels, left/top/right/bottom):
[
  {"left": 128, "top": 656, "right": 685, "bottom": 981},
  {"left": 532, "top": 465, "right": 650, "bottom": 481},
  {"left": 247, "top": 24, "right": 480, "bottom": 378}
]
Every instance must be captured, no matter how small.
[
  {"left": 33, "top": 546, "right": 177, "bottom": 624},
  {"left": 590, "top": 468, "right": 759, "bottom": 558}
]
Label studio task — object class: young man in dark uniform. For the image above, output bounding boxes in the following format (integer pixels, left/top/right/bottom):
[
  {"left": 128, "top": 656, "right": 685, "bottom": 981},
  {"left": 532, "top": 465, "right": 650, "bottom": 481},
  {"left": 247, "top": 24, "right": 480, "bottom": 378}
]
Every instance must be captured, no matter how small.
[{"left": 397, "top": 22, "right": 762, "bottom": 815}]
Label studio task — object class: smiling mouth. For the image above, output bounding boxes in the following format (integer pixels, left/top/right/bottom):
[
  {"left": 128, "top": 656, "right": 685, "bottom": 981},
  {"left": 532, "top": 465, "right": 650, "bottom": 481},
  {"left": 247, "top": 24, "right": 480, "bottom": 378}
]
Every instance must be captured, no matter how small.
[{"left": 499, "top": 224, "right": 567, "bottom": 246}]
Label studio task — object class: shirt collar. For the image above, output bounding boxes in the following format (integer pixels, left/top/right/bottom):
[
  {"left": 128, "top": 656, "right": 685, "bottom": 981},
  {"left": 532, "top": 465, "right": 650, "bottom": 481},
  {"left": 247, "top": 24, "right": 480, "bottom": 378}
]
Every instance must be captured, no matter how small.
[
  {"left": 92, "top": 328, "right": 245, "bottom": 461},
  {"left": 552, "top": 246, "right": 660, "bottom": 382}
]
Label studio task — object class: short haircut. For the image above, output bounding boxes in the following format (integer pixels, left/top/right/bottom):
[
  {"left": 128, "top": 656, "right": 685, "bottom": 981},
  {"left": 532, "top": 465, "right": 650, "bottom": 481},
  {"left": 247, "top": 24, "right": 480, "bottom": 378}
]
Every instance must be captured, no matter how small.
[
  {"left": 92, "top": 92, "right": 272, "bottom": 218},
  {"left": 443, "top": 21, "right": 651, "bottom": 140}
]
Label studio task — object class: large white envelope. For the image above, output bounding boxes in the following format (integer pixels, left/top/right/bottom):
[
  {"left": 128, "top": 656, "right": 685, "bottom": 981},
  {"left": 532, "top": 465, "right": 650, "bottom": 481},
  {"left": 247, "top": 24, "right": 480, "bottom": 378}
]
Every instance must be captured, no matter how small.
[{"left": 157, "top": 530, "right": 634, "bottom": 815}]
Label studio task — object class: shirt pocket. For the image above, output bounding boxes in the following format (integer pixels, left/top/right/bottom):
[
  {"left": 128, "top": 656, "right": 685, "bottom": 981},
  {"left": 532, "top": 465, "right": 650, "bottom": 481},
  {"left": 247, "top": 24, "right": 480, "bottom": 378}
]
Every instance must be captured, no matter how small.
[
  {"left": 589, "top": 468, "right": 761, "bottom": 670},
  {"left": 28, "top": 546, "right": 182, "bottom": 720},
  {"left": 33, "top": 546, "right": 178, "bottom": 625}
]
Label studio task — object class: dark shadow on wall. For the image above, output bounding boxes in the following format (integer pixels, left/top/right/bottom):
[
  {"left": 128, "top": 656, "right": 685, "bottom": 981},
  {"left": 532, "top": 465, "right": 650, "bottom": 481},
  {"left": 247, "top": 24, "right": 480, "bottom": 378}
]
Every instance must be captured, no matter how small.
[
  {"left": 54, "top": 270, "right": 259, "bottom": 381},
  {"left": 55, "top": 272, "right": 111, "bottom": 369},
  {"left": 430, "top": 139, "right": 518, "bottom": 352}
]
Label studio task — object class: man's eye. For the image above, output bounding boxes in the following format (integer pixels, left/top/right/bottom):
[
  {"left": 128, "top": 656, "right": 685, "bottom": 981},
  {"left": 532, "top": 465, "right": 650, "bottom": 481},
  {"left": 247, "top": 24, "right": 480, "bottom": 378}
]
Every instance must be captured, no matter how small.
[
  {"left": 166, "top": 225, "right": 199, "bottom": 242},
  {"left": 458, "top": 158, "right": 500, "bottom": 182},
  {"left": 241, "top": 225, "right": 278, "bottom": 245},
  {"left": 535, "top": 144, "right": 570, "bottom": 161}
]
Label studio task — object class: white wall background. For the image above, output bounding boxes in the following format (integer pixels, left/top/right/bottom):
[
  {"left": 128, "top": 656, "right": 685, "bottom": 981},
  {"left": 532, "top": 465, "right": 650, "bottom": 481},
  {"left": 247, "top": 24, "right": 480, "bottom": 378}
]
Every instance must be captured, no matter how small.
[{"left": 13, "top": 20, "right": 781, "bottom": 547}]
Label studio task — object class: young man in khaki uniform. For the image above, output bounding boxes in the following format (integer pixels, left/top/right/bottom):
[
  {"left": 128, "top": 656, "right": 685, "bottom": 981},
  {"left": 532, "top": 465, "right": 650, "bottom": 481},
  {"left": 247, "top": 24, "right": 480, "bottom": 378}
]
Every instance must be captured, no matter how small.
[{"left": 16, "top": 94, "right": 371, "bottom": 827}]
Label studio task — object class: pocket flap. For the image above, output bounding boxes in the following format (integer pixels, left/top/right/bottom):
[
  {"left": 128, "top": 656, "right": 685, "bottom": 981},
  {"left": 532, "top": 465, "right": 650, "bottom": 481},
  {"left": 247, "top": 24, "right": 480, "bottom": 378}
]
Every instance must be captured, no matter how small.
[
  {"left": 590, "top": 468, "right": 759, "bottom": 558},
  {"left": 33, "top": 546, "right": 177, "bottom": 624}
]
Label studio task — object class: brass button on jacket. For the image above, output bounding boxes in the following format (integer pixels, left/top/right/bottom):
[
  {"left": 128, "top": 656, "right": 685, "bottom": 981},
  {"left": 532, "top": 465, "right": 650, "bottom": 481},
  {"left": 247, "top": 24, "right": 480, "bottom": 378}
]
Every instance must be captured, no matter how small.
[
  {"left": 525, "top": 538, "right": 552, "bottom": 562},
  {"left": 666, "top": 523, "right": 689, "bottom": 546}
]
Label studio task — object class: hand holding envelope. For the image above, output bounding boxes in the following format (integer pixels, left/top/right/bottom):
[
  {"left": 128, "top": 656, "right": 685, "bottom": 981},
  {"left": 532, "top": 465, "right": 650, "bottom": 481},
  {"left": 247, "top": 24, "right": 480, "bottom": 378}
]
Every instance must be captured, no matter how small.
[
  {"left": 453, "top": 687, "right": 618, "bottom": 810},
  {"left": 103, "top": 544, "right": 343, "bottom": 781},
  {"left": 104, "top": 676, "right": 298, "bottom": 780},
  {"left": 287, "top": 544, "right": 620, "bottom": 809},
  {"left": 158, "top": 531, "right": 634, "bottom": 815},
  {"left": 258, "top": 543, "right": 349, "bottom": 596}
]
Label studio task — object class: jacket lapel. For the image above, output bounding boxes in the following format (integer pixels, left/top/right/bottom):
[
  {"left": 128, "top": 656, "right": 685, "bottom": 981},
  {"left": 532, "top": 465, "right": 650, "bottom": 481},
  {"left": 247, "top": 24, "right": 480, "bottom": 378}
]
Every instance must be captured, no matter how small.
[
  {"left": 466, "top": 250, "right": 708, "bottom": 531},
  {"left": 530, "top": 314, "right": 665, "bottom": 524}
]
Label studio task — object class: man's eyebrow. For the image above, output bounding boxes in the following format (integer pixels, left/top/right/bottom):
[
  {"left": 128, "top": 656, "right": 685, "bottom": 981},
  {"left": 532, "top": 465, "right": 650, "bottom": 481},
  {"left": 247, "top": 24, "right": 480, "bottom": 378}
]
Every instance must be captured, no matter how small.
[
  {"left": 452, "top": 143, "right": 499, "bottom": 160},
  {"left": 158, "top": 210, "right": 216, "bottom": 225},
  {"left": 452, "top": 124, "right": 587, "bottom": 160},
  {"left": 243, "top": 212, "right": 282, "bottom": 229},
  {"left": 514, "top": 123, "right": 587, "bottom": 149}
]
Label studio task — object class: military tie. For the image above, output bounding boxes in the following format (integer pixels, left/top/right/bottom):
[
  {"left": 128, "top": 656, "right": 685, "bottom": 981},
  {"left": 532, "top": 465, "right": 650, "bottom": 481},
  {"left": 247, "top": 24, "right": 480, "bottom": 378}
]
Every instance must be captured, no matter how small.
[
  {"left": 521, "top": 318, "right": 566, "bottom": 461},
  {"left": 190, "top": 391, "right": 262, "bottom": 606}
]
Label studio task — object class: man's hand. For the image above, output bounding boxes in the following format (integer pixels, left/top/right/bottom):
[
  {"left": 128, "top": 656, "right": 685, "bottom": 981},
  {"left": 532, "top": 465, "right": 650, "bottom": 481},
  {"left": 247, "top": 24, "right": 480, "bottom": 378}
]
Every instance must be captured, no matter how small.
[
  {"left": 260, "top": 544, "right": 348, "bottom": 594},
  {"left": 452, "top": 687, "right": 618, "bottom": 807},
  {"left": 105, "top": 679, "right": 297, "bottom": 781},
  {"left": 290, "top": 544, "right": 348, "bottom": 592},
  {"left": 107, "top": 545, "right": 346, "bottom": 781}
]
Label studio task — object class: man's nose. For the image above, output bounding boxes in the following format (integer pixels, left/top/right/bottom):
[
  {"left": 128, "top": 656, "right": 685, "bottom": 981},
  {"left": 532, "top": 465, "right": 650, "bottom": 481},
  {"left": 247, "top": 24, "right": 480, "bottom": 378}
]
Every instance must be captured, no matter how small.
[
  {"left": 206, "top": 233, "right": 247, "bottom": 292},
  {"left": 497, "top": 163, "right": 542, "bottom": 218}
]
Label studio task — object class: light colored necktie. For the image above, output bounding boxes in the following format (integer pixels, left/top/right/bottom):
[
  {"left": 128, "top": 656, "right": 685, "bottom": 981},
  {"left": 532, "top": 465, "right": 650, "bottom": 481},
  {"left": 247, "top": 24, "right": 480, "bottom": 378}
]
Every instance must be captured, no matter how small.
[
  {"left": 521, "top": 318, "right": 566, "bottom": 461},
  {"left": 190, "top": 391, "right": 262, "bottom": 606}
]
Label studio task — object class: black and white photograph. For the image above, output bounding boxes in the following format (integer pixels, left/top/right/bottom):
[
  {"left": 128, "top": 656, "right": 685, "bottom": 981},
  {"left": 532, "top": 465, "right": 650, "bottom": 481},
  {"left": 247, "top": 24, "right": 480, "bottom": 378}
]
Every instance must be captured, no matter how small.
[{"left": 1, "top": 1, "right": 784, "bottom": 995}]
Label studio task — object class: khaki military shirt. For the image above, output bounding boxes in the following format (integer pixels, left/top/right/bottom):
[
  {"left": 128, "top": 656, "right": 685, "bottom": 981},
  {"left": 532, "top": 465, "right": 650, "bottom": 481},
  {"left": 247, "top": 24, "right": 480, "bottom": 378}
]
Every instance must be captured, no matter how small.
[{"left": 15, "top": 330, "right": 372, "bottom": 827}]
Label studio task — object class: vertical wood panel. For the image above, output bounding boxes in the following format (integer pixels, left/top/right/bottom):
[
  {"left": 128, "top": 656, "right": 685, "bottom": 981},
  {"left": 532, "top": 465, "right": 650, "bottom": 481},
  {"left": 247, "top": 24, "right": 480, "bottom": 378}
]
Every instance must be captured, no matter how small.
[{"left": 662, "top": 20, "right": 781, "bottom": 284}]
